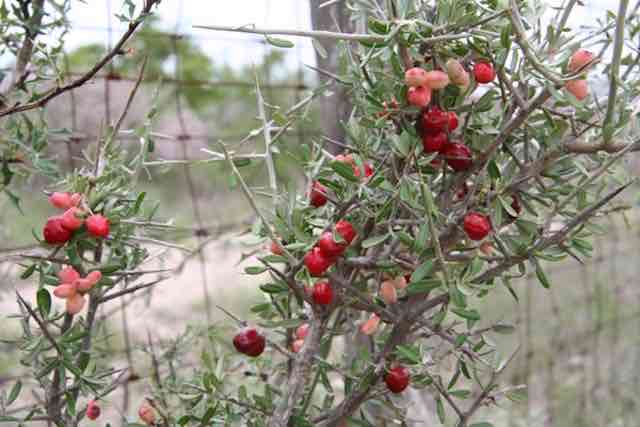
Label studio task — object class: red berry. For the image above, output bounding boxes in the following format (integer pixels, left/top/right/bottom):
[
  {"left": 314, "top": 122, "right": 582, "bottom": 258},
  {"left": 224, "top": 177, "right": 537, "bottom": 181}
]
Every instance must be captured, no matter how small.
[
  {"left": 352, "top": 162, "right": 374, "bottom": 179},
  {"left": 463, "top": 212, "right": 491, "bottom": 241},
  {"left": 270, "top": 240, "right": 284, "bottom": 256},
  {"left": 318, "top": 231, "right": 347, "bottom": 259},
  {"left": 138, "top": 403, "right": 156, "bottom": 425},
  {"left": 43, "top": 217, "right": 73, "bottom": 245},
  {"left": 421, "top": 107, "right": 449, "bottom": 135},
  {"left": 474, "top": 62, "right": 495, "bottom": 84},
  {"left": 61, "top": 207, "right": 84, "bottom": 231},
  {"left": 335, "top": 220, "right": 357, "bottom": 244},
  {"left": 442, "top": 142, "right": 472, "bottom": 172},
  {"left": 384, "top": 365, "right": 410, "bottom": 393},
  {"left": 48, "top": 192, "right": 72, "bottom": 209},
  {"left": 233, "top": 327, "right": 266, "bottom": 357},
  {"left": 448, "top": 111, "right": 459, "bottom": 131},
  {"left": 312, "top": 281, "right": 334, "bottom": 305},
  {"left": 422, "top": 132, "right": 448, "bottom": 153},
  {"left": 86, "top": 214, "right": 109, "bottom": 238},
  {"left": 407, "top": 86, "right": 431, "bottom": 108},
  {"left": 304, "top": 247, "right": 333, "bottom": 277},
  {"left": 404, "top": 67, "right": 428, "bottom": 87},
  {"left": 568, "top": 49, "right": 594, "bottom": 73},
  {"left": 565, "top": 79, "right": 588, "bottom": 100},
  {"left": 86, "top": 400, "right": 101, "bottom": 420},
  {"left": 309, "top": 181, "right": 328, "bottom": 208},
  {"left": 296, "top": 323, "right": 310, "bottom": 340}
]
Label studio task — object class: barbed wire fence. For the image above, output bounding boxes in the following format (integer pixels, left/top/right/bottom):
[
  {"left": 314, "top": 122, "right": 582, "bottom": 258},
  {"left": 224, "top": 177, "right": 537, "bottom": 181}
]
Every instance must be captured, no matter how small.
[{"left": 1, "top": 1, "right": 639, "bottom": 425}]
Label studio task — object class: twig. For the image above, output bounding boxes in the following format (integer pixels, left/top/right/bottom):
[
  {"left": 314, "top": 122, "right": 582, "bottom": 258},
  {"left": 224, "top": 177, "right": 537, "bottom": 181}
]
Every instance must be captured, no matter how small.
[
  {"left": 603, "top": 0, "right": 630, "bottom": 144},
  {"left": 0, "top": 0, "right": 161, "bottom": 118}
]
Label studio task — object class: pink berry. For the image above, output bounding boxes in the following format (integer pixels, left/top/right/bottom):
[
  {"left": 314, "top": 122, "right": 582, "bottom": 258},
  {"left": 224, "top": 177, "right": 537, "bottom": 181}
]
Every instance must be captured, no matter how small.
[{"left": 86, "top": 214, "right": 109, "bottom": 238}]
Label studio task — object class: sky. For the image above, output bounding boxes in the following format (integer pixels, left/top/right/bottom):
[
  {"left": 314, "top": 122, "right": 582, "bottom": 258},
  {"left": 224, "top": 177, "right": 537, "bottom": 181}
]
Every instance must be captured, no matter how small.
[{"left": 62, "top": 0, "right": 613, "bottom": 69}]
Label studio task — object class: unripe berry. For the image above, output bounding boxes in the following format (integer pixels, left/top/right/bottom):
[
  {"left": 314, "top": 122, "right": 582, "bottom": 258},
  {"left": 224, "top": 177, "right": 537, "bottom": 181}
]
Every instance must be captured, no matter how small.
[
  {"left": 66, "top": 294, "right": 86, "bottom": 315},
  {"left": 360, "top": 313, "right": 381, "bottom": 335},
  {"left": 442, "top": 142, "right": 472, "bottom": 172},
  {"left": 58, "top": 266, "right": 80, "bottom": 284},
  {"left": 304, "top": 247, "right": 333, "bottom": 277},
  {"left": 317, "top": 231, "right": 346, "bottom": 259},
  {"left": 138, "top": 403, "right": 157, "bottom": 425},
  {"left": 568, "top": 49, "right": 594, "bottom": 73},
  {"left": 565, "top": 79, "right": 589, "bottom": 100},
  {"left": 407, "top": 86, "right": 432, "bottom": 107},
  {"left": 61, "top": 207, "right": 84, "bottom": 231},
  {"left": 309, "top": 181, "right": 328, "bottom": 208},
  {"left": 421, "top": 107, "right": 449, "bottom": 135},
  {"left": 474, "top": 61, "right": 496, "bottom": 84},
  {"left": 391, "top": 275, "right": 408, "bottom": 290},
  {"left": 53, "top": 284, "right": 76, "bottom": 299},
  {"left": 422, "top": 132, "right": 448, "bottom": 153},
  {"left": 295, "top": 323, "right": 310, "bottom": 340},
  {"left": 43, "top": 217, "right": 73, "bottom": 245},
  {"left": 446, "top": 59, "right": 470, "bottom": 88},
  {"left": 270, "top": 240, "right": 284, "bottom": 256},
  {"left": 479, "top": 241, "right": 494, "bottom": 256},
  {"left": 233, "top": 327, "right": 266, "bottom": 357},
  {"left": 292, "top": 338, "right": 304, "bottom": 353},
  {"left": 404, "top": 67, "right": 428, "bottom": 87},
  {"left": 379, "top": 280, "right": 398, "bottom": 304},
  {"left": 463, "top": 212, "right": 491, "bottom": 241},
  {"left": 86, "top": 400, "right": 101, "bottom": 420},
  {"left": 312, "top": 281, "right": 334, "bottom": 306},
  {"left": 335, "top": 220, "right": 357, "bottom": 244},
  {"left": 384, "top": 365, "right": 410, "bottom": 393},
  {"left": 76, "top": 271, "right": 102, "bottom": 292},
  {"left": 86, "top": 214, "right": 109, "bottom": 238},
  {"left": 48, "top": 192, "right": 72, "bottom": 209},
  {"left": 423, "top": 70, "right": 450, "bottom": 90}
]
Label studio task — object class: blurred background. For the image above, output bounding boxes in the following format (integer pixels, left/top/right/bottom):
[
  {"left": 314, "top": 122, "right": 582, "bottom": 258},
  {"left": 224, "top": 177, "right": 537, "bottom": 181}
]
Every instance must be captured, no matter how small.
[{"left": 0, "top": 1, "right": 638, "bottom": 425}]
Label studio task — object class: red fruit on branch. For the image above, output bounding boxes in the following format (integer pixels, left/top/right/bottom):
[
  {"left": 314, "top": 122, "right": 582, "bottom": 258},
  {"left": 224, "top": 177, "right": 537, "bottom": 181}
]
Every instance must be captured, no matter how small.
[
  {"left": 66, "top": 294, "right": 86, "bottom": 315},
  {"left": 309, "top": 181, "right": 328, "bottom": 208},
  {"left": 421, "top": 107, "right": 449, "bottom": 134},
  {"left": 384, "top": 365, "right": 410, "bottom": 393},
  {"left": 304, "top": 247, "right": 333, "bottom": 277},
  {"left": 446, "top": 58, "right": 470, "bottom": 88},
  {"left": 565, "top": 79, "right": 588, "bottom": 100},
  {"left": 138, "top": 403, "right": 157, "bottom": 425},
  {"left": 318, "top": 231, "right": 347, "bottom": 259},
  {"left": 86, "top": 400, "right": 101, "bottom": 420},
  {"left": 463, "top": 212, "right": 491, "bottom": 241},
  {"left": 43, "top": 217, "right": 73, "bottom": 245},
  {"left": 404, "top": 67, "right": 428, "bottom": 87},
  {"left": 312, "top": 281, "right": 334, "bottom": 305},
  {"left": 335, "top": 220, "right": 357, "bottom": 244},
  {"left": 448, "top": 111, "right": 459, "bottom": 131},
  {"left": 442, "top": 142, "right": 472, "bottom": 172},
  {"left": 86, "top": 214, "right": 109, "bottom": 238},
  {"left": 295, "top": 323, "right": 309, "bottom": 340},
  {"left": 407, "top": 86, "right": 432, "bottom": 107},
  {"left": 423, "top": 70, "right": 450, "bottom": 90},
  {"left": 61, "top": 207, "right": 84, "bottom": 231},
  {"left": 568, "top": 49, "right": 594, "bottom": 73},
  {"left": 270, "top": 240, "right": 284, "bottom": 256},
  {"left": 474, "top": 61, "right": 496, "bottom": 84},
  {"left": 48, "top": 192, "right": 72, "bottom": 209},
  {"left": 422, "top": 132, "right": 448, "bottom": 153},
  {"left": 292, "top": 338, "right": 304, "bottom": 353},
  {"left": 380, "top": 280, "right": 398, "bottom": 304},
  {"left": 360, "top": 313, "right": 381, "bottom": 335},
  {"left": 233, "top": 327, "right": 266, "bottom": 357}
]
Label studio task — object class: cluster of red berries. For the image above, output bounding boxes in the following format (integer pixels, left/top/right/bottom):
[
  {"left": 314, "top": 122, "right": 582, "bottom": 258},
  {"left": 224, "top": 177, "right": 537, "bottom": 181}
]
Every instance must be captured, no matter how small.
[
  {"left": 303, "top": 219, "right": 357, "bottom": 277},
  {"left": 419, "top": 106, "right": 473, "bottom": 172},
  {"left": 565, "top": 49, "right": 594, "bottom": 100},
  {"left": 43, "top": 192, "right": 109, "bottom": 245},
  {"left": 291, "top": 322, "right": 309, "bottom": 353}
]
